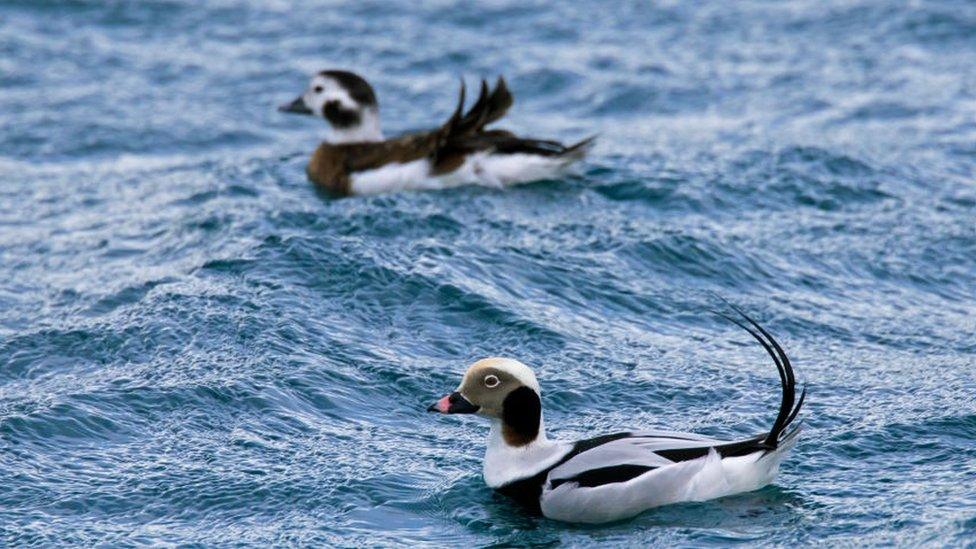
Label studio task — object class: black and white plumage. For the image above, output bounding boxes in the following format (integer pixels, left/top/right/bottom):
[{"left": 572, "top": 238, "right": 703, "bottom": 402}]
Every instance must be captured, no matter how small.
[
  {"left": 428, "top": 308, "right": 805, "bottom": 524},
  {"left": 279, "top": 70, "right": 594, "bottom": 196}
]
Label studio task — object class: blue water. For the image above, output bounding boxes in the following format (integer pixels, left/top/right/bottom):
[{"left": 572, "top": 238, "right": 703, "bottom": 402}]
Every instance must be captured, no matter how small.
[{"left": 2, "top": 0, "right": 975, "bottom": 545}]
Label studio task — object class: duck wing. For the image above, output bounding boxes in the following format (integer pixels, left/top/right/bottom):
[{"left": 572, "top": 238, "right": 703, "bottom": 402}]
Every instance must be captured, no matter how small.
[
  {"left": 545, "top": 430, "right": 732, "bottom": 490},
  {"left": 431, "top": 79, "right": 593, "bottom": 172},
  {"left": 444, "top": 130, "right": 596, "bottom": 160},
  {"left": 330, "top": 78, "right": 511, "bottom": 175}
]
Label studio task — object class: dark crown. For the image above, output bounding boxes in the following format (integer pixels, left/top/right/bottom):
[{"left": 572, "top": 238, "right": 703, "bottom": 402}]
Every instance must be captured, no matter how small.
[{"left": 319, "top": 70, "right": 378, "bottom": 109}]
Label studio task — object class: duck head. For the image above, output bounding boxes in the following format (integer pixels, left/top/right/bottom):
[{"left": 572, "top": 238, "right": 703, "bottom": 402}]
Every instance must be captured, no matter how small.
[
  {"left": 428, "top": 357, "right": 544, "bottom": 447},
  {"left": 279, "top": 69, "right": 383, "bottom": 143}
]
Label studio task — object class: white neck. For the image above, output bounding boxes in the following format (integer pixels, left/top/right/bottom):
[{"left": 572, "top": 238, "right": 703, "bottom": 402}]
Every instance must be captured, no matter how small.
[
  {"left": 327, "top": 109, "right": 383, "bottom": 143},
  {"left": 482, "top": 417, "right": 570, "bottom": 488}
]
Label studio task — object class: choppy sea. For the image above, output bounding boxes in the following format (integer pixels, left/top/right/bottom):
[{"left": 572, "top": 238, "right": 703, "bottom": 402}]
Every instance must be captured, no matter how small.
[{"left": 1, "top": 1, "right": 975, "bottom": 546}]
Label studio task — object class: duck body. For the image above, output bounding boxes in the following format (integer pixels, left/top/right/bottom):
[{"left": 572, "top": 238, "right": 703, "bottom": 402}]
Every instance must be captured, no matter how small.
[
  {"left": 487, "top": 426, "right": 798, "bottom": 523},
  {"left": 281, "top": 71, "right": 593, "bottom": 197},
  {"left": 307, "top": 133, "right": 592, "bottom": 196},
  {"left": 428, "top": 307, "right": 805, "bottom": 524}
]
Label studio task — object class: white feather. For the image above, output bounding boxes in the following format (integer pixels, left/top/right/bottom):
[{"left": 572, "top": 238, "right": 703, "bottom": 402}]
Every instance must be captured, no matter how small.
[
  {"left": 299, "top": 74, "right": 384, "bottom": 143},
  {"left": 482, "top": 418, "right": 571, "bottom": 489},
  {"left": 540, "top": 443, "right": 796, "bottom": 524},
  {"left": 547, "top": 441, "right": 675, "bottom": 484},
  {"left": 348, "top": 151, "right": 581, "bottom": 196}
]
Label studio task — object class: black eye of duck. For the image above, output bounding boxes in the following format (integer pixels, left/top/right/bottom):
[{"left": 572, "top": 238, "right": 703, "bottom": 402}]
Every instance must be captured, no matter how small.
[{"left": 314, "top": 86, "right": 323, "bottom": 93}]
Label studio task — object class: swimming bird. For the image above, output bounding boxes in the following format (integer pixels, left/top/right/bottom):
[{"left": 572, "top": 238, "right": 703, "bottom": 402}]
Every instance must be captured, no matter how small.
[
  {"left": 427, "top": 308, "right": 805, "bottom": 524},
  {"left": 279, "top": 70, "right": 594, "bottom": 196}
]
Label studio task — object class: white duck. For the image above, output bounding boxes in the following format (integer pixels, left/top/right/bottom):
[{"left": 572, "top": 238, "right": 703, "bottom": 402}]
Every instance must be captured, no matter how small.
[{"left": 428, "top": 308, "right": 805, "bottom": 523}]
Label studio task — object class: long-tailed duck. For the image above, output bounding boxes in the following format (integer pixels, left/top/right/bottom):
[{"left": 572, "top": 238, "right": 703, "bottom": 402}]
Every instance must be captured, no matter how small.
[
  {"left": 279, "top": 70, "right": 594, "bottom": 196},
  {"left": 428, "top": 307, "right": 805, "bottom": 524}
]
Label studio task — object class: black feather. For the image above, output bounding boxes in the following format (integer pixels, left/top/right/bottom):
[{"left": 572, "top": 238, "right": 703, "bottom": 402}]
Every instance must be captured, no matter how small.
[
  {"left": 714, "top": 300, "right": 804, "bottom": 449},
  {"left": 549, "top": 464, "right": 656, "bottom": 490}
]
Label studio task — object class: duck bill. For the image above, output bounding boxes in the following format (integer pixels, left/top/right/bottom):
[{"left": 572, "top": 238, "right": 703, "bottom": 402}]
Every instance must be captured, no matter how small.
[
  {"left": 278, "top": 95, "right": 313, "bottom": 115},
  {"left": 427, "top": 391, "right": 479, "bottom": 414}
]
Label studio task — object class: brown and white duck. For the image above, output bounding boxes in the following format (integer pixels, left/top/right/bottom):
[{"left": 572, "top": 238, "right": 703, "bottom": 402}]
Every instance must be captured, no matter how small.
[{"left": 279, "top": 70, "right": 594, "bottom": 196}]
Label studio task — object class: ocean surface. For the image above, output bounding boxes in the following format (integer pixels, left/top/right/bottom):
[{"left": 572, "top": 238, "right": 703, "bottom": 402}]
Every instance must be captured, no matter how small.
[{"left": 2, "top": 0, "right": 975, "bottom": 546}]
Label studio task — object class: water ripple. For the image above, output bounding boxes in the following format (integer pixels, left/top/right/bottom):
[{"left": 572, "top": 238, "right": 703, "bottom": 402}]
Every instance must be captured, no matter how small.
[{"left": 1, "top": 0, "right": 975, "bottom": 546}]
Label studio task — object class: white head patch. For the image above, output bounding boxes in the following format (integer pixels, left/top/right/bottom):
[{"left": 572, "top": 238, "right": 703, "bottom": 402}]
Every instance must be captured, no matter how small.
[
  {"left": 297, "top": 72, "right": 383, "bottom": 143},
  {"left": 302, "top": 75, "right": 359, "bottom": 118}
]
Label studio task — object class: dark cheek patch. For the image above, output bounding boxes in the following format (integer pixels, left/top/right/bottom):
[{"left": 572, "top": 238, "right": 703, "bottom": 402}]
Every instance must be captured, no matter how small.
[
  {"left": 323, "top": 100, "right": 361, "bottom": 129},
  {"left": 502, "top": 386, "right": 541, "bottom": 447}
]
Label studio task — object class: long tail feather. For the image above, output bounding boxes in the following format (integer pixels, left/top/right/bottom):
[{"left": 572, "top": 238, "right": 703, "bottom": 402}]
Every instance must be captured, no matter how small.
[
  {"left": 715, "top": 302, "right": 805, "bottom": 450},
  {"left": 561, "top": 135, "right": 598, "bottom": 159}
]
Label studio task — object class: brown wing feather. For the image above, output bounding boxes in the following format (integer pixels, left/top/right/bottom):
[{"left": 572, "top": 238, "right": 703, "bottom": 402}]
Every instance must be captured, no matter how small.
[
  {"left": 453, "top": 79, "right": 491, "bottom": 136},
  {"left": 451, "top": 77, "right": 513, "bottom": 137},
  {"left": 430, "top": 77, "right": 516, "bottom": 173},
  {"left": 482, "top": 76, "right": 513, "bottom": 128}
]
